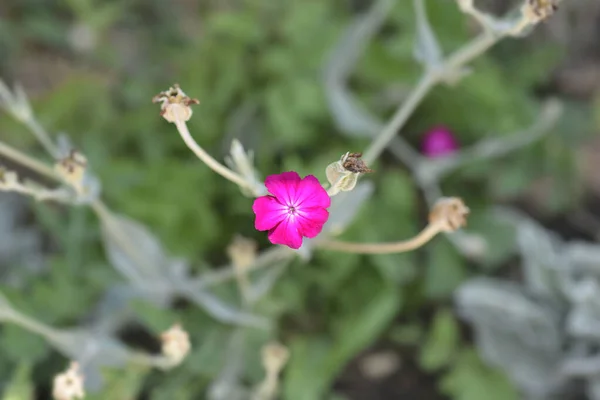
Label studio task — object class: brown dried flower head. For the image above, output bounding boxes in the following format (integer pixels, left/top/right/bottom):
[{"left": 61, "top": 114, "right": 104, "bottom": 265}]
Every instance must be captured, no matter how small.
[
  {"left": 161, "top": 323, "right": 191, "bottom": 366},
  {"left": 326, "top": 152, "right": 373, "bottom": 196},
  {"left": 428, "top": 197, "right": 469, "bottom": 232},
  {"left": 341, "top": 152, "right": 374, "bottom": 174},
  {"left": 152, "top": 84, "right": 199, "bottom": 123},
  {"left": 522, "top": 0, "right": 558, "bottom": 23},
  {"left": 55, "top": 150, "right": 87, "bottom": 193},
  {"left": 52, "top": 362, "right": 85, "bottom": 400}
]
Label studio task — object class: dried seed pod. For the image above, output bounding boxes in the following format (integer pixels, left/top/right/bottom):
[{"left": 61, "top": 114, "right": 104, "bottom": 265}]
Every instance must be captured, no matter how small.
[{"left": 152, "top": 84, "right": 199, "bottom": 123}]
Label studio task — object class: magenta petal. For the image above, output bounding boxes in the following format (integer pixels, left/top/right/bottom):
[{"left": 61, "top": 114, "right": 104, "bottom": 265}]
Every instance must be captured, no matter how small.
[
  {"left": 267, "top": 217, "right": 303, "bottom": 249},
  {"left": 295, "top": 175, "right": 331, "bottom": 208},
  {"left": 252, "top": 196, "right": 287, "bottom": 231},
  {"left": 421, "top": 126, "right": 459, "bottom": 158},
  {"left": 296, "top": 207, "right": 329, "bottom": 238},
  {"left": 265, "top": 172, "right": 301, "bottom": 205}
]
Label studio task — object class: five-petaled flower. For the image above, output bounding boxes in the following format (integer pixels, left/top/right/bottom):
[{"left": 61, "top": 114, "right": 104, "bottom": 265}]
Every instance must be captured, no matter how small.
[{"left": 252, "top": 172, "right": 330, "bottom": 249}]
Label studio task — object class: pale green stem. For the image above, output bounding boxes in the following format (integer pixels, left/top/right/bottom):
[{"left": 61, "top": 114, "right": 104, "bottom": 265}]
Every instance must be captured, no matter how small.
[
  {"left": 318, "top": 222, "right": 443, "bottom": 254},
  {"left": 0, "top": 140, "right": 59, "bottom": 181},
  {"left": 173, "top": 118, "right": 256, "bottom": 194},
  {"left": 0, "top": 307, "right": 61, "bottom": 341},
  {"left": 362, "top": 31, "right": 498, "bottom": 164}
]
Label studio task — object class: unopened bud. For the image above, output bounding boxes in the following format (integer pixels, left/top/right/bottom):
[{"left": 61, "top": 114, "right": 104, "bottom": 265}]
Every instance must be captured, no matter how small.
[
  {"left": 326, "top": 152, "right": 373, "bottom": 196},
  {"left": 152, "top": 84, "right": 199, "bottom": 123},
  {"left": 521, "top": 0, "right": 558, "bottom": 24},
  {"left": 0, "top": 167, "right": 19, "bottom": 189},
  {"left": 428, "top": 197, "right": 469, "bottom": 232},
  {"left": 55, "top": 150, "right": 87, "bottom": 194},
  {"left": 160, "top": 324, "right": 191, "bottom": 366},
  {"left": 52, "top": 362, "right": 85, "bottom": 400},
  {"left": 227, "top": 235, "right": 258, "bottom": 271},
  {"left": 262, "top": 342, "right": 290, "bottom": 376}
]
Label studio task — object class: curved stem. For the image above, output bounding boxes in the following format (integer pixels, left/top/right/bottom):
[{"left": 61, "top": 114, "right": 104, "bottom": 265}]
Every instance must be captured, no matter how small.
[
  {"left": 362, "top": 74, "right": 435, "bottom": 164},
  {"left": 174, "top": 119, "right": 254, "bottom": 193},
  {"left": 1, "top": 307, "right": 61, "bottom": 341},
  {"left": 362, "top": 30, "right": 500, "bottom": 165},
  {"left": 0, "top": 140, "right": 59, "bottom": 180},
  {"left": 317, "top": 222, "right": 442, "bottom": 254}
]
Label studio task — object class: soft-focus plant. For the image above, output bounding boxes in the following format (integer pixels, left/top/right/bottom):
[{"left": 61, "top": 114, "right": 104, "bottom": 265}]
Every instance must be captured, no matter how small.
[{"left": 0, "top": 0, "right": 581, "bottom": 398}]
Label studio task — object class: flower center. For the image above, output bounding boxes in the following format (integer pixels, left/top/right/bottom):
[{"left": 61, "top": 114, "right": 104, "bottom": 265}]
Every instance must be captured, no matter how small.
[{"left": 287, "top": 205, "right": 297, "bottom": 215}]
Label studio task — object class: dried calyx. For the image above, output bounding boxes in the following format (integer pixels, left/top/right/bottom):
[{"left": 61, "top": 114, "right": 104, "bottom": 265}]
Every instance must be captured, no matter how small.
[
  {"left": 55, "top": 150, "right": 87, "bottom": 194},
  {"left": 0, "top": 166, "right": 18, "bottom": 187},
  {"left": 52, "top": 362, "right": 85, "bottom": 400},
  {"left": 522, "top": 0, "right": 558, "bottom": 23},
  {"left": 152, "top": 84, "right": 199, "bottom": 123},
  {"left": 326, "top": 152, "right": 373, "bottom": 196},
  {"left": 428, "top": 197, "right": 470, "bottom": 232},
  {"left": 262, "top": 342, "right": 290, "bottom": 374},
  {"left": 160, "top": 323, "right": 191, "bottom": 367},
  {"left": 341, "top": 152, "right": 374, "bottom": 174}
]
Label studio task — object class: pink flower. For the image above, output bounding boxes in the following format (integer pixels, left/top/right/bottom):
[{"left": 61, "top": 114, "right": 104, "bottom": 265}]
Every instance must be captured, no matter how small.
[
  {"left": 252, "top": 171, "right": 331, "bottom": 249},
  {"left": 421, "top": 126, "right": 459, "bottom": 158}
]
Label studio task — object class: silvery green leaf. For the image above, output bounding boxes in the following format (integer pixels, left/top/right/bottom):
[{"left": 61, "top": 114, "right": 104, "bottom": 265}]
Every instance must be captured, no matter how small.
[
  {"left": 323, "top": 0, "right": 392, "bottom": 138},
  {"left": 325, "top": 181, "right": 374, "bottom": 236},
  {"left": 178, "top": 283, "right": 268, "bottom": 328},
  {"left": 49, "top": 328, "right": 131, "bottom": 367},
  {"left": 455, "top": 278, "right": 563, "bottom": 397},
  {"left": 516, "top": 219, "right": 564, "bottom": 298},
  {"left": 413, "top": 0, "right": 443, "bottom": 69},
  {"left": 564, "top": 242, "right": 600, "bottom": 276},
  {"left": 207, "top": 331, "right": 248, "bottom": 400},
  {"left": 589, "top": 376, "right": 600, "bottom": 400},
  {"left": 100, "top": 213, "right": 169, "bottom": 286},
  {"left": 247, "top": 263, "right": 289, "bottom": 304}
]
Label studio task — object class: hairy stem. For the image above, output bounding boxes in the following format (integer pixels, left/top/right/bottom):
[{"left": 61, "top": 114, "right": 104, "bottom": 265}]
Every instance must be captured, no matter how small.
[
  {"left": 362, "top": 30, "right": 500, "bottom": 165},
  {"left": 318, "top": 222, "right": 442, "bottom": 254},
  {"left": 174, "top": 119, "right": 255, "bottom": 194},
  {"left": 0, "top": 140, "right": 59, "bottom": 180}
]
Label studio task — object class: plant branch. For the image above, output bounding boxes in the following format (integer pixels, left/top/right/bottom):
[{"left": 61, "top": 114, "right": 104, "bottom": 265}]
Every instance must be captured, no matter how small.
[
  {"left": 174, "top": 119, "right": 256, "bottom": 194},
  {"left": 0, "top": 140, "right": 59, "bottom": 181},
  {"left": 317, "top": 222, "right": 443, "bottom": 254},
  {"left": 362, "top": 25, "right": 510, "bottom": 165}
]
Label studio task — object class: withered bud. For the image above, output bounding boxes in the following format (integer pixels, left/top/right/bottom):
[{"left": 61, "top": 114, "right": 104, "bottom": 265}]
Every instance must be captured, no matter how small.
[
  {"left": 262, "top": 342, "right": 290, "bottom": 376},
  {"left": 152, "top": 84, "right": 199, "bottom": 123},
  {"left": 52, "top": 362, "right": 85, "bottom": 400},
  {"left": 522, "top": 0, "right": 558, "bottom": 23},
  {"left": 160, "top": 323, "right": 191, "bottom": 366},
  {"left": 341, "top": 152, "right": 374, "bottom": 174},
  {"left": 55, "top": 150, "right": 87, "bottom": 193},
  {"left": 428, "top": 197, "right": 469, "bottom": 232},
  {"left": 326, "top": 152, "right": 373, "bottom": 196},
  {"left": 227, "top": 235, "right": 258, "bottom": 271}
]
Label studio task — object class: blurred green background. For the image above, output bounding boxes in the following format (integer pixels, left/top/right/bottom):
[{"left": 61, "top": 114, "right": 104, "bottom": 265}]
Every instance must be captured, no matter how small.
[{"left": 1, "top": 0, "right": 599, "bottom": 399}]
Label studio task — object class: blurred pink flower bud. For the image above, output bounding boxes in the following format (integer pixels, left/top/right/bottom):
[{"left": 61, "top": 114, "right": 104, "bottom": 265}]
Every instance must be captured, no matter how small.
[{"left": 421, "top": 126, "right": 459, "bottom": 158}]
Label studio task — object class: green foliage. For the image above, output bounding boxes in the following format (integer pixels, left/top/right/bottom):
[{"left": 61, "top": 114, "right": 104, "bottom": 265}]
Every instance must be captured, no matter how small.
[
  {"left": 441, "top": 349, "right": 518, "bottom": 400},
  {"left": 2, "top": 363, "right": 34, "bottom": 400},
  {"left": 284, "top": 283, "right": 401, "bottom": 400},
  {"left": 0, "top": 0, "right": 590, "bottom": 398},
  {"left": 419, "top": 308, "right": 460, "bottom": 371}
]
